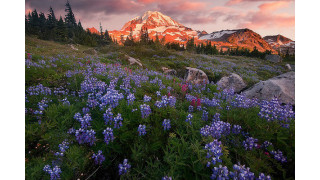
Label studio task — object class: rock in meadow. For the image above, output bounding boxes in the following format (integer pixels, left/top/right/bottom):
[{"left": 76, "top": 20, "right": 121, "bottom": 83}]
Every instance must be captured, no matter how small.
[
  {"left": 126, "top": 55, "right": 143, "bottom": 67},
  {"left": 162, "top": 67, "right": 177, "bottom": 76},
  {"left": 265, "top": 54, "right": 282, "bottom": 63},
  {"left": 217, "top": 73, "right": 247, "bottom": 93},
  {"left": 184, "top": 67, "right": 209, "bottom": 84},
  {"left": 285, "top": 64, "right": 292, "bottom": 70},
  {"left": 243, "top": 72, "right": 295, "bottom": 104},
  {"left": 70, "top": 44, "right": 78, "bottom": 51}
]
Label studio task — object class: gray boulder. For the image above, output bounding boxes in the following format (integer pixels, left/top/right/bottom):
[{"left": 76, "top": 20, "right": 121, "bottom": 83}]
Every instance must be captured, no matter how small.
[
  {"left": 217, "top": 73, "right": 247, "bottom": 93},
  {"left": 243, "top": 72, "right": 295, "bottom": 104},
  {"left": 285, "top": 64, "right": 292, "bottom": 70},
  {"left": 184, "top": 67, "right": 209, "bottom": 84},
  {"left": 266, "top": 54, "right": 282, "bottom": 63},
  {"left": 162, "top": 67, "right": 177, "bottom": 76},
  {"left": 125, "top": 55, "right": 143, "bottom": 67}
]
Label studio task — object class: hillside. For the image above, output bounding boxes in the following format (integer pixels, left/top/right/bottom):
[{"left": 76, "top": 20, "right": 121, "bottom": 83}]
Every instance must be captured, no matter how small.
[{"left": 25, "top": 36, "right": 295, "bottom": 180}]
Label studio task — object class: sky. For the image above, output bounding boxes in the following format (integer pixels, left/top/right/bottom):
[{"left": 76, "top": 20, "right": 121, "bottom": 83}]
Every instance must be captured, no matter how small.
[{"left": 25, "top": 0, "right": 295, "bottom": 40}]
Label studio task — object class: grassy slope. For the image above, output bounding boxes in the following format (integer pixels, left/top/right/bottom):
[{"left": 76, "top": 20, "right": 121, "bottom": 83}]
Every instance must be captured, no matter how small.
[{"left": 25, "top": 36, "right": 294, "bottom": 180}]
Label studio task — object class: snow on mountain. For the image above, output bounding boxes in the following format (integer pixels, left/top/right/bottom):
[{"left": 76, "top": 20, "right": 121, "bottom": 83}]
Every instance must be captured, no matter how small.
[
  {"left": 108, "top": 11, "right": 197, "bottom": 44},
  {"left": 263, "top": 35, "right": 293, "bottom": 48},
  {"left": 263, "top": 35, "right": 294, "bottom": 54},
  {"left": 88, "top": 11, "right": 276, "bottom": 52},
  {"left": 199, "top": 30, "right": 236, "bottom": 40}
]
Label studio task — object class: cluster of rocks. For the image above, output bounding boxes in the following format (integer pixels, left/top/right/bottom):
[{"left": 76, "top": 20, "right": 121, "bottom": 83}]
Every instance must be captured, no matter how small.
[{"left": 127, "top": 55, "right": 295, "bottom": 105}]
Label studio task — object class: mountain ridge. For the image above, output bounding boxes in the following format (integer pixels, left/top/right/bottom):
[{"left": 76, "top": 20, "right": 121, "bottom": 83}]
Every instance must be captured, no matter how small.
[{"left": 87, "top": 11, "right": 290, "bottom": 52}]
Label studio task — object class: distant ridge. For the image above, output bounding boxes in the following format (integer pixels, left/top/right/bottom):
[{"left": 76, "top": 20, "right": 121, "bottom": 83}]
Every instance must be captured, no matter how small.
[{"left": 88, "top": 11, "right": 283, "bottom": 52}]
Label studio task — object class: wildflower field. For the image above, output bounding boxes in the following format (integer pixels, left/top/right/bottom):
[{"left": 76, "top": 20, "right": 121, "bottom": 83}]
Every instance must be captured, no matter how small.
[{"left": 25, "top": 37, "right": 295, "bottom": 180}]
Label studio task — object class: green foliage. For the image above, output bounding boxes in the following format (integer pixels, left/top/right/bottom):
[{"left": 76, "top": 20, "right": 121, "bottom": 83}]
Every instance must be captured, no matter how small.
[{"left": 25, "top": 37, "right": 294, "bottom": 179}]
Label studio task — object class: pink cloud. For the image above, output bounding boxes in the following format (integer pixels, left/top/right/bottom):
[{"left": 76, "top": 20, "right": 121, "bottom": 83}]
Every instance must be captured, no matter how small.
[
  {"left": 259, "top": 1, "right": 290, "bottom": 11},
  {"left": 178, "top": 2, "right": 206, "bottom": 11},
  {"left": 237, "top": 10, "right": 295, "bottom": 29},
  {"left": 226, "top": 0, "right": 293, "bottom": 6}
]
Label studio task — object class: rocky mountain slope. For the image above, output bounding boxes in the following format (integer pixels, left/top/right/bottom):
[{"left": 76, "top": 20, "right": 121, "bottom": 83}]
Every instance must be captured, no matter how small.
[
  {"left": 88, "top": 11, "right": 279, "bottom": 52},
  {"left": 263, "top": 35, "right": 295, "bottom": 54}
]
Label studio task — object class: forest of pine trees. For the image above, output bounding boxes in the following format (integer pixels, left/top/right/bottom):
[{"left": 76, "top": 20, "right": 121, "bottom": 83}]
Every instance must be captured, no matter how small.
[
  {"left": 25, "top": 1, "right": 284, "bottom": 60},
  {"left": 25, "top": 1, "right": 112, "bottom": 46}
]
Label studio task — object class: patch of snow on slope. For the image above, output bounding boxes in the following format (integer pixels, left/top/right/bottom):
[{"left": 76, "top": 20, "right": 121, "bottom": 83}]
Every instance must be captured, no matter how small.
[
  {"left": 133, "top": 24, "right": 143, "bottom": 35},
  {"left": 199, "top": 30, "right": 236, "bottom": 40}
]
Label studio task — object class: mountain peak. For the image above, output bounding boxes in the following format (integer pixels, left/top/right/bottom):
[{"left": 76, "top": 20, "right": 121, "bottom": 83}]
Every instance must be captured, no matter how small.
[{"left": 121, "top": 11, "right": 182, "bottom": 31}]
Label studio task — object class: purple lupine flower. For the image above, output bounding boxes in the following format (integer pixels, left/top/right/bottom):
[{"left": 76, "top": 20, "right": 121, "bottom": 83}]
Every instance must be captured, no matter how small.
[
  {"left": 82, "top": 107, "right": 90, "bottom": 114},
  {"left": 243, "top": 137, "right": 258, "bottom": 150},
  {"left": 54, "top": 140, "right": 69, "bottom": 157},
  {"left": 211, "top": 165, "right": 229, "bottom": 180},
  {"left": 229, "top": 163, "right": 255, "bottom": 179},
  {"left": 103, "top": 127, "right": 115, "bottom": 144},
  {"left": 202, "top": 110, "right": 209, "bottom": 121},
  {"left": 162, "top": 119, "right": 171, "bottom": 131},
  {"left": 113, "top": 113, "right": 123, "bottom": 129},
  {"left": 168, "top": 96, "right": 176, "bottom": 107},
  {"left": 185, "top": 114, "right": 193, "bottom": 125},
  {"left": 75, "top": 128, "right": 96, "bottom": 146},
  {"left": 43, "top": 165, "right": 62, "bottom": 180},
  {"left": 232, "top": 125, "right": 242, "bottom": 134},
  {"left": 137, "top": 124, "right": 147, "bottom": 136},
  {"left": 205, "top": 140, "right": 223, "bottom": 167},
  {"left": 257, "top": 173, "right": 272, "bottom": 180},
  {"left": 155, "top": 101, "right": 163, "bottom": 108},
  {"left": 119, "top": 159, "right": 131, "bottom": 175},
  {"left": 161, "top": 95, "right": 169, "bottom": 107},
  {"left": 156, "top": 91, "right": 161, "bottom": 97},
  {"left": 140, "top": 104, "right": 151, "bottom": 119},
  {"left": 261, "top": 141, "right": 273, "bottom": 150},
  {"left": 127, "top": 93, "right": 135, "bottom": 105},
  {"left": 82, "top": 113, "right": 92, "bottom": 128},
  {"left": 212, "top": 113, "right": 220, "bottom": 122},
  {"left": 188, "top": 105, "right": 194, "bottom": 113},
  {"left": 200, "top": 120, "right": 231, "bottom": 139},
  {"left": 162, "top": 176, "right": 172, "bottom": 180},
  {"left": 74, "top": 112, "right": 82, "bottom": 120},
  {"left": 103, "top": 108, "right": 113, "bottom": 126},
  {"left": 61, "top": 98, "right": 70, "bottom": 106},
  {"left": 143, "top": 95, "right": 152, "bottom": 102},
  {"left": 92, "top": 150, "right": 105, "bottom": 165},
  {"left": 258, "top": 98, "right": 295, "bottom": 127},
  {"left": 270, "top": 150, "right": 287, "bottom": 163}
]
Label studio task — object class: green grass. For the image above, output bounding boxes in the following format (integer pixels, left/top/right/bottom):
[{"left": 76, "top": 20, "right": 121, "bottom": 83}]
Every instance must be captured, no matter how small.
[{"left": 25, "top": 36, "right": 294, "bottom": 180}]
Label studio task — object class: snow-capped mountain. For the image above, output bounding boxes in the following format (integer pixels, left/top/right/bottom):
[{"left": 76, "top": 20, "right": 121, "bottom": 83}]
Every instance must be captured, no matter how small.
[
  {"left": 87, "top": 11, "right": 277, "bottom": 52},
  {"left": 263, "top": 35, "right": 295, "bottom": 54},
  {"left": 263, "top": 35, "right": 293, "bottom": 48},
  {"left": 199, "top": 29, "right": 272, "bottom": 52},
  {"left": 107, "top": 11, "right": 197, "bottom": 44}
]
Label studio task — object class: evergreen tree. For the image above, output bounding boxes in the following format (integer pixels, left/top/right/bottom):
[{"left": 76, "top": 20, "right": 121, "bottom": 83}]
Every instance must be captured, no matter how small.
[
  {"left": 212, "top": 44, "right": 218, "bottom": 55},
  {"left": 77, "top": 20, "right": 83, "bottom": 31},
  {"left": 140, "top": 27, "right": 149, "bottom": 45},
  {"left": 56, "top": 16, "right": 67, "bottom": 42},
  {"left": 124, "top": 28, "right": 134, "bottom": 46},
  {"left": 105, "top": 29, "right": 112, "bottom": 43},
  {"left": 219, "top": 47, "right": 223, "bottom": 55},
  {"left": 47, "top": 6, "right": 57, "bottom": 27},
  {"left": 65, "top": 0, "right": 76, "bottom": 27},
  {"left": 186, "top": 37, "right": 195, "bottom": 52},
  {"left": 30, "top": 9, "right": 39, "bottom": 34},
  {"left": 38, "top": 12, "right": 47, "bottom": 35}
]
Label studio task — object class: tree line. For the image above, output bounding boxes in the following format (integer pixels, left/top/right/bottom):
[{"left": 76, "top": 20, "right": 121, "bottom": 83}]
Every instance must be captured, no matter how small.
[
  {"left": 25, "top": 1, "right": 283, "bottom": 60},
  {"left": 25, "top": 1, "right": 112, "bottom": 46}
]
